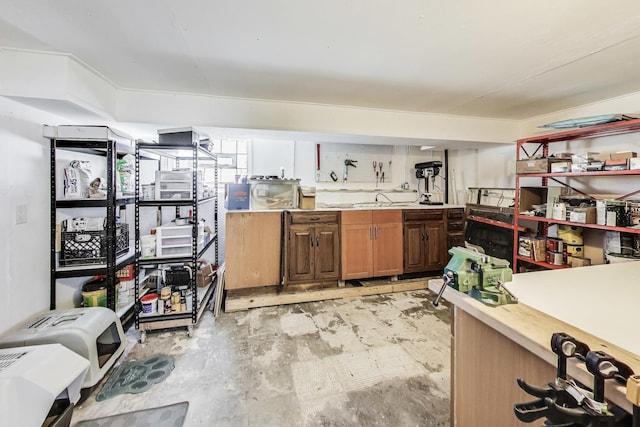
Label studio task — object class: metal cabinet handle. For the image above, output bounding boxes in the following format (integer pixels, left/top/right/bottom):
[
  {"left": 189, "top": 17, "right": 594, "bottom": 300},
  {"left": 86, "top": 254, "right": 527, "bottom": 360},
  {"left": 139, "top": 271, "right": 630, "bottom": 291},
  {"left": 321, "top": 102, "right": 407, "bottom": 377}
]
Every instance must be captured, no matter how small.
[
  {"left": 310, "top": 217, "right": 320, "bottom": 221},
  {"left": 316, "top": 236, "right": 320, "bottom": 247},
  {"left": 310, "top": 236, "right": 314, "bottom": 247}
]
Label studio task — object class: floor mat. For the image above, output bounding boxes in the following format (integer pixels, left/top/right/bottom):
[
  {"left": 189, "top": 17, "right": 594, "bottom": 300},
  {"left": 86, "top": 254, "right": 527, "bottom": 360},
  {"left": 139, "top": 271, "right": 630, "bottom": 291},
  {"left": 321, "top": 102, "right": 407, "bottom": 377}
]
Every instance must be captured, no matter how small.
[
  {"left": 96, "top": 354, "right": 174, "bottom": 402},
  {"left": 74, "top": 401, "right": 188, "bottom": 427}
]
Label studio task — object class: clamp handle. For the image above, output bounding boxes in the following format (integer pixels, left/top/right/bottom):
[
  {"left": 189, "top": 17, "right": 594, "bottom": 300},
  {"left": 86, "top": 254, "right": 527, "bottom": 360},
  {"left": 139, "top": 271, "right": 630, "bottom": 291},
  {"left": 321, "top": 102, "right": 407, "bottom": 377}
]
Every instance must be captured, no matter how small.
[{"left": 551, "top": 332, "right": 590, "bottom": 380}]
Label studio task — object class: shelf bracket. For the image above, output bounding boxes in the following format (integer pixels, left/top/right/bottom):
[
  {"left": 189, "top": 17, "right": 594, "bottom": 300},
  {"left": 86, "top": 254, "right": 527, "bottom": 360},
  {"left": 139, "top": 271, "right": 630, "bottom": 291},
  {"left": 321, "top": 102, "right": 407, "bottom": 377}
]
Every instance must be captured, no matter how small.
[{"left": 548, "top": 177, "right": 595, "bottom": 200}]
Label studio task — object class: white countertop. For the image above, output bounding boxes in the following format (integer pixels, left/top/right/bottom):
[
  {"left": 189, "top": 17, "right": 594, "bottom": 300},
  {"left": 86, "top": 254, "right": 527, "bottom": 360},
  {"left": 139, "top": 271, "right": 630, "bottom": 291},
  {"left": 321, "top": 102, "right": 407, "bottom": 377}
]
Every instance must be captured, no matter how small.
[
  {"left": 504, "top": 262, "right": 640, "bottom": 355},
  {"left": 226, "top": 204, "right": 465, "bottom": 213}
]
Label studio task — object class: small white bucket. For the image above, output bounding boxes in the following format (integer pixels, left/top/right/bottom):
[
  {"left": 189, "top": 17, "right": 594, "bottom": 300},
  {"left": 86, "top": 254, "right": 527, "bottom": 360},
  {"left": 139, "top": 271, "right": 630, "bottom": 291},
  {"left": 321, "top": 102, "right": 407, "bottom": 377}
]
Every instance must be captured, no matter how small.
[{"left": 141, "top": 293, "right": 158, "bottom": 314}]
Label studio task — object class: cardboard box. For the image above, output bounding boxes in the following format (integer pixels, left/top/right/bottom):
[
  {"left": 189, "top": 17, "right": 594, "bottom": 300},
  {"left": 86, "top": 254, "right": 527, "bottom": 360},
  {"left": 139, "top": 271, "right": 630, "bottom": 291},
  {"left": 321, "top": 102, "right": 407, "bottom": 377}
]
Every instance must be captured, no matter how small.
[
  {"left": 603, "top": 158, "right": 628, "bottom": 171},
  {"left": 298, "top": 187, "right": 316, "bottom": 210},
  {"left": 516, "top": 158, "right": 569, "bottom": 174},
  {"left": 550, "top": 161, "right": 571, "bottom": 173},
  {"left": 610, "top": 151, "right": 637, "bottom": 160},
  {"left": 225, "top": 184, "right": 250, "bottom": 210},
  {"left": 568, "top": 207, "right": 596, "bottom": 224},
  {"left": 571, "top": 256, "right": 592, "bottom": 268},
  {"left": 197, "top": 263, "right": 216, "bottom": 288},
  {"left": 519, "top": 187, "right": 546, "bottom": 212},
  {"left": 518, "top": 236, "right": 545, "bottom": 260}
]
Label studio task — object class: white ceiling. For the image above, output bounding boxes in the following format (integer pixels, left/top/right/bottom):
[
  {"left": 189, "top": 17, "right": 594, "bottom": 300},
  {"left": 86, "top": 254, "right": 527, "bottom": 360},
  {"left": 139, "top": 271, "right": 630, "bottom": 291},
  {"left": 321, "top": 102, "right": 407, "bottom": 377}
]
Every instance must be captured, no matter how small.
[{"left": 2, "top": 1, "right": 640, "bottom": 128}]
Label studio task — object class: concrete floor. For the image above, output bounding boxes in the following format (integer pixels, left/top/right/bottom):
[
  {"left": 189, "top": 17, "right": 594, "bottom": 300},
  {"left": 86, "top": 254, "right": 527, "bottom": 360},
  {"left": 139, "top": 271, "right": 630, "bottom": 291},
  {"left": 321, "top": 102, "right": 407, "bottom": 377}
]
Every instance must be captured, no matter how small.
[{"left": 71, "top": 289, "right": 451, "bottom": 427}]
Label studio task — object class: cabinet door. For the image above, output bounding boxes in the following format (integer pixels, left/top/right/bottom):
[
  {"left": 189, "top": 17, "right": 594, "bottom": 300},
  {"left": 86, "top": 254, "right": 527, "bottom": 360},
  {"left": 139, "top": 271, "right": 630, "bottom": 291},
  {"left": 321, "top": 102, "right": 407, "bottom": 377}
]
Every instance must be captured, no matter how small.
[
  {"left": 373, "top": 222, "right": 403, "bottom": 276},
  {"left": 315, "top": 224, "right": 340, "bottom": 280},
  {"left": 288, "top": 225, "right": 315, "bottom": 282},
  {"left": 226, "top": 212, "right": 282, "bottom": 289},
  {"left": 341, "top": 223, "right": 373, "bottom": 280},
  {"left": 403, "top": 223, "right": 427, "bottom": 273},
  {"left": 425, "top": 220, "right": 446, "bottom": 270},
  {"left": 447, "top": 232, "right": 466, "bottom": 257}
]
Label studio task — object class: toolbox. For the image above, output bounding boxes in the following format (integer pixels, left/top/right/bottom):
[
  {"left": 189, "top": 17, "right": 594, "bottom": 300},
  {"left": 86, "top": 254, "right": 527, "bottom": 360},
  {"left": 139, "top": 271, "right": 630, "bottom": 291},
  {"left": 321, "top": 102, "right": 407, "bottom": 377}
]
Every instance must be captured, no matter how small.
[{"left": 157, "top": 127, "right": 201, "bottom": 146}]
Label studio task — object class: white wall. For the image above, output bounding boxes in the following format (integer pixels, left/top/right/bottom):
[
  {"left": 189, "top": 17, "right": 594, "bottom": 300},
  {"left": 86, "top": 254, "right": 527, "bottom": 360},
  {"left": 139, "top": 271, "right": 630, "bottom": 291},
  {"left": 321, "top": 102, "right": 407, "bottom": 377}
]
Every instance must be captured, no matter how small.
[
  {"left": 251, "top": 139, "right": 295, "bottom": 178},
  {"left": 0, "top": 97, "right": 70, "bottom": 335}
]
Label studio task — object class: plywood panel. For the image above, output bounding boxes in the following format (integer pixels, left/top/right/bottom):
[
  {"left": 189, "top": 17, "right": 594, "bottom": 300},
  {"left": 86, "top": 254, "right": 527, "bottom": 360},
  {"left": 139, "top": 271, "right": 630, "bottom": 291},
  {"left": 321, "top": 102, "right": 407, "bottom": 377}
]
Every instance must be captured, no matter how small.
[
  {"left": 453, "top": 308, "right": 555, "bottom": 427},
  {"left": 225, "top": 212, "right": 282, "bottom": 289}
]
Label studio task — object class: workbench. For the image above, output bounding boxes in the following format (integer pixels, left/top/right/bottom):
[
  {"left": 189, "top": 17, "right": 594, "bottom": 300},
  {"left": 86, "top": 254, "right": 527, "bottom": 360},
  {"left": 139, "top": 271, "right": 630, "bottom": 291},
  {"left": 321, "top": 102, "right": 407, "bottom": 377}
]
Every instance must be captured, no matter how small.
[{"left": 428, "top": 261, "right": 640, "bottom": 426}]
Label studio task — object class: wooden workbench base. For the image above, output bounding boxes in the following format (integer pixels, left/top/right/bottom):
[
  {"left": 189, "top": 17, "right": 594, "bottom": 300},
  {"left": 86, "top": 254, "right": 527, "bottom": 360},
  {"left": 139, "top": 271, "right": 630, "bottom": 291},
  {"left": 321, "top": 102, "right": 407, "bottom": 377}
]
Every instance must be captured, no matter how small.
[{"left": 224, "top": 277, "right": 432, "bottom": 312}]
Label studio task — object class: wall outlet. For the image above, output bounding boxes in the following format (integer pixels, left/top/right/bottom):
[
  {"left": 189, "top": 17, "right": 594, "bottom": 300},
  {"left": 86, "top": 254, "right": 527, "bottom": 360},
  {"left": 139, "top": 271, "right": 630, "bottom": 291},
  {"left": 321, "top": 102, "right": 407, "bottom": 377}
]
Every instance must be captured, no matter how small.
[{"left": 15, "top": 204, "right": 27, "bottom": 224}]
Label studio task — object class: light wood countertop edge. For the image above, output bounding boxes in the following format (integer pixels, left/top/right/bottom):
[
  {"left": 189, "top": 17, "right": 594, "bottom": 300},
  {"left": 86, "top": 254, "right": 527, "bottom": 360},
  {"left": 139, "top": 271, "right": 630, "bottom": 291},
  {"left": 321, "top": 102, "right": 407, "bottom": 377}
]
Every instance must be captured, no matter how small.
[{"left": 427, "top": 279, "right": 639, "bottom": 414}]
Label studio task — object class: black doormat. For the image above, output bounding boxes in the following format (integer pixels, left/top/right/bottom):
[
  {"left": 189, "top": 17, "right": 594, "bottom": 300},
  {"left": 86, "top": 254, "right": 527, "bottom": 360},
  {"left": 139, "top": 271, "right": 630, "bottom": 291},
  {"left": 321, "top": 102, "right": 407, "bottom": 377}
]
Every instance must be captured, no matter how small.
[
  {"left": 74, "top": 401, "right": 188, "bottom": 427},
  {"left": 96, "top": 354, "right": 174, "bottom": 402}
]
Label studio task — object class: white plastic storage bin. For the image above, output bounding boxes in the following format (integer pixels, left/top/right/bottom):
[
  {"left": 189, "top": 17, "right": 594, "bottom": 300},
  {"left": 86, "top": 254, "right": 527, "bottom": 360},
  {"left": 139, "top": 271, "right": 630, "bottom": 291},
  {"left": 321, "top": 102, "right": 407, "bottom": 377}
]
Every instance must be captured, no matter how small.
[
  {"left": 155, "top": 170, "right": 191, "bottom": 200},
  {"left": 249, "top": 179, "right": 300, "bottom": 209},
  {"left": 155, "top": 170, "right": 204, "bottom": 201},
  {"left": 155, "top": 223, "right": 205, "bottom": 258}
]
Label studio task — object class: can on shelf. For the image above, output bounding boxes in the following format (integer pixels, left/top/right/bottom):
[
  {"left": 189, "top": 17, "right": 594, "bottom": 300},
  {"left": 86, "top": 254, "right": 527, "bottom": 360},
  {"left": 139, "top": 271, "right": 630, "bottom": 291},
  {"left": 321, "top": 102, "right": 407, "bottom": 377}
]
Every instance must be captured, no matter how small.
[
  {"left": 171, "top": 292, "right": 181, "bottom": 312},
  {"left": 566, "top": 244, "right": 584, "bottom": 264},
  {"left": 546, "top": 237, "right": 564, "bottom": 253},
  {"left": 546, "top": 251, "right": 564, "bottom": 266}
]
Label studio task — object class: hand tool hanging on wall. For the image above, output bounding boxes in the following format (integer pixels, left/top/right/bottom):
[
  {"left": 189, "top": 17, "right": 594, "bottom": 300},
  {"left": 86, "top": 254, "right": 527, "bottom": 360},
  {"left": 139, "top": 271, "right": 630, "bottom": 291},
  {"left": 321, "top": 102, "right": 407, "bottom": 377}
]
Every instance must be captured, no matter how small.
[
  {"left": 372, "top": 161, "right": 378, "bottom": 185},
  {"left": 343, "top": 159, "right": 357, "bottom": 182}
]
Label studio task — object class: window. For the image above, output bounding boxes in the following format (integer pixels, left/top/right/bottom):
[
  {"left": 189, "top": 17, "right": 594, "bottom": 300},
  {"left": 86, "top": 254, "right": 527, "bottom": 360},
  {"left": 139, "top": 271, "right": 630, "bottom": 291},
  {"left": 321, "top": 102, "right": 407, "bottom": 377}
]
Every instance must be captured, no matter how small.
[{"left": 208, "top": 138, "right": 249, "bottom": 183}]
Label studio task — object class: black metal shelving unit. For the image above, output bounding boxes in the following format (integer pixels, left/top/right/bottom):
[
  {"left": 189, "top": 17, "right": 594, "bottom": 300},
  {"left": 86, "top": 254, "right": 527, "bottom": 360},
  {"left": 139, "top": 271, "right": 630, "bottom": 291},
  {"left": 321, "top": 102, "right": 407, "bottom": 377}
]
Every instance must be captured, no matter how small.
[
  {"left": 48, "top": 126, "right": 136, "bottom": 325},
  {"left": 134, "top": 139, "right": 219, "bottom": 342}
]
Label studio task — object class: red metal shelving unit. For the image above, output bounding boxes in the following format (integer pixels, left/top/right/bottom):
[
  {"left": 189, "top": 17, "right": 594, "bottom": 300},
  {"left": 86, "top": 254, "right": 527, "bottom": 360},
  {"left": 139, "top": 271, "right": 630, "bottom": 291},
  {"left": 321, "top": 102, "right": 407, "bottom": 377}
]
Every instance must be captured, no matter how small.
[{"left": 513, "top": 119, "right": 640, "bottom": 273}]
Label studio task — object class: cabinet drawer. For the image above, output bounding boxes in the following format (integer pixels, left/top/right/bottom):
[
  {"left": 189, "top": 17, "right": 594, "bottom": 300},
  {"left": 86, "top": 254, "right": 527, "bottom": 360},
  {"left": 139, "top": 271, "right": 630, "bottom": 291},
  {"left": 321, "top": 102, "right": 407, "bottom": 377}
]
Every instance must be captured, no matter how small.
[
  {"left": 373, "top": 209, "right": 402, "bottom": 224},
  {"left": 447, "top": 209, "right": 465, "bottom": 220},
  {"left": 448, "top": 221, "right": 465, "bottom": 232},
  {"left": 341, "top": 210, "right": 372, "bottom": 225},
  {"left": 403, "top": 209, "right": 444, "bottom": 222},
  {"left": 289, "top": 211, "right": 339, "bottom": 224}
]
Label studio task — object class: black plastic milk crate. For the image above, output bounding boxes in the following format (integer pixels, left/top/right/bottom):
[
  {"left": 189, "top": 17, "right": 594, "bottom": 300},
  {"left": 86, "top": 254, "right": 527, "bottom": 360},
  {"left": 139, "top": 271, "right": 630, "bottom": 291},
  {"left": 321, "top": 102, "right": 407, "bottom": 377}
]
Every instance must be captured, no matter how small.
[{"left": 60, "top": 224, "right": 129, "bottom": 266}]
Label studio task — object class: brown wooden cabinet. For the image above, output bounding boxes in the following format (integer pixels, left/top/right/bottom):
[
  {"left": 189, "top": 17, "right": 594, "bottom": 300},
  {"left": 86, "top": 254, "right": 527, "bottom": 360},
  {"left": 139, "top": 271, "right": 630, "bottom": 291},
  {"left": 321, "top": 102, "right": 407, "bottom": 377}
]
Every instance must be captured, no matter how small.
[
  {"left": 225, "top": 211, "right": 282, "bottom": 289},
  {"left": 446, "top": 208, "right": 466, "bottom": 259},
  {"left": 403, "top": 209, "right": 446, "bottom": 273},
  {"left": 285, "top": 211, "right": 340, "bottom": 284},
  {"left": 341, "top": 210, "right": 403, "bottom": 280}
]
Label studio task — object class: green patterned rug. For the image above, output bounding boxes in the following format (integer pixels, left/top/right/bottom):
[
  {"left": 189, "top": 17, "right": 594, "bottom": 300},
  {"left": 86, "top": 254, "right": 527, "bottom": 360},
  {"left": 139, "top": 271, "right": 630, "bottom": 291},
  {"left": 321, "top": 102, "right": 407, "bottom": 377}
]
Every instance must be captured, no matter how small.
[
  {"left": 96, "top": 354, "right": 174, "bottom": 402},
  {"left": 75, "top": 401, "right": 188, "bottom": 427}
]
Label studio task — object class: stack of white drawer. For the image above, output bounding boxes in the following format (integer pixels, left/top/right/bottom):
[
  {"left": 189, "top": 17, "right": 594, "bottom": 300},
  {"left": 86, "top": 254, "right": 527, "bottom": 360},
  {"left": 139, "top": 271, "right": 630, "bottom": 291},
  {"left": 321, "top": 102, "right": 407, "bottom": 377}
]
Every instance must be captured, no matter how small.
[
  {"left": 155, "top": 223, "right": 205, "bottom": 257},
  {"left": 155, "top": 170, "right": 204, "bottom": 200}
]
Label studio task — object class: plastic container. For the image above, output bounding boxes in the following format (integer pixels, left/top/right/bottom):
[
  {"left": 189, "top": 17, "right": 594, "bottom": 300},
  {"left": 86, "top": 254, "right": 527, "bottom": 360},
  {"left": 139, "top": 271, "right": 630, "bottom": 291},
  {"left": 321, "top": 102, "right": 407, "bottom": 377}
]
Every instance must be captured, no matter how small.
[
  {"left": 558, "top": 225, "right": 584, "bottom": 245},
  {"left": 140, "top": 293, "right": 158, "bottom": 314},
  {"left": 82, "top": 277, "right": 119, "bottom": 307},
  {"left": 140, "top": 235, "right": 156, "bottom": 258}
]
